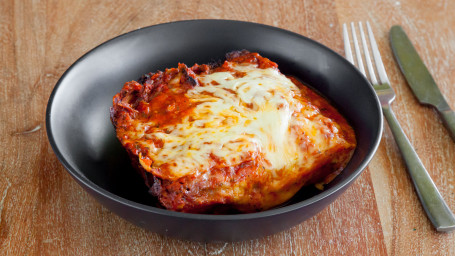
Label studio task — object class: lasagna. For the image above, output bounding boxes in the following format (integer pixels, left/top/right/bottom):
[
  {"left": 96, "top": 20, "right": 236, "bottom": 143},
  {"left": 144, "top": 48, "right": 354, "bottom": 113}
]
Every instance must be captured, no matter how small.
[{"left": 110, "top": 51, "right": 356, "bottom": 213}]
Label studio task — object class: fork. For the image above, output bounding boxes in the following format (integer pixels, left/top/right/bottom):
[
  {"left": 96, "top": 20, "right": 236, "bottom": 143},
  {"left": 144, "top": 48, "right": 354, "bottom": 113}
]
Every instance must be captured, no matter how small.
[{"left": 343, "top": 21, "right": 455, "bottom": 232}]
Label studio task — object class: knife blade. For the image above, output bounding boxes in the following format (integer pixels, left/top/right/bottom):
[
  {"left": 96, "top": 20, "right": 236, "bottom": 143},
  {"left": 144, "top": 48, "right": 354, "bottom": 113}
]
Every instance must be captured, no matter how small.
[{"left": 389, "top": 25, "right": 455, "bottom": 141}]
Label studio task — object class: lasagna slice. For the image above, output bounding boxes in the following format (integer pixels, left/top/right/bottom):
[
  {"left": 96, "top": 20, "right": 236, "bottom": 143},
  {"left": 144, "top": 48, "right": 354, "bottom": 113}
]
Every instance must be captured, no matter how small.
[{"left": 110, "top": 51, "right": 356, "bottom": 213}]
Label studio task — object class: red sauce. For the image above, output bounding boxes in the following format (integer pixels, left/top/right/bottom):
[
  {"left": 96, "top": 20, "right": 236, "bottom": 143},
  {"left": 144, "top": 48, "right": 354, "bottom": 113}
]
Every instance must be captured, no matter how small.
[
  {"left": 288, "top": 76, "right": 356, "bottom": 144},
  {"left": 111, "top": 51, "right": 280, "bottom": 130},
  {"left": 110, "top": 50, "right": 357, "bottom": 214}
]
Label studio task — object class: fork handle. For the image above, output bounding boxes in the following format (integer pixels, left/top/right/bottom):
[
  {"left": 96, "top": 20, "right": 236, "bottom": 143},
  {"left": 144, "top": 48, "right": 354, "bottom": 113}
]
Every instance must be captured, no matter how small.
[
  {"left": 438, "top": 108, "right": 455, "bottom": 142},
  {"left": 382, "top": 105, "right": 455, "bottom": 232}
]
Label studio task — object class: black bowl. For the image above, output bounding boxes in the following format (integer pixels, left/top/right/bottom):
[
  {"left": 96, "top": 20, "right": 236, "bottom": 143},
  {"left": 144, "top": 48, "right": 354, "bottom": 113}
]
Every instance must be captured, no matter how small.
[{"left": 46, "top": 20, "right": 382, "bottom": 242}]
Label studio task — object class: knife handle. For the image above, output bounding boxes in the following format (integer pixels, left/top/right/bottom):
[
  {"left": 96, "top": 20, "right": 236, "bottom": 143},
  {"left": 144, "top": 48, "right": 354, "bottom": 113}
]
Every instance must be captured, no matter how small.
[
  {"left": 438, "top": 108, "right": 455, "bottom": 142},
  {"left": 382, "top": 105, "right": 455, "bottom": 232}
]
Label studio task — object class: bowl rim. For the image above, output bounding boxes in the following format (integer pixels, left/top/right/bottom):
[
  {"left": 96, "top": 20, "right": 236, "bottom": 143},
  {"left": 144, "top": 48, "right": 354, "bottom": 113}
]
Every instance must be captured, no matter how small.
[{"left": 46, "top": 19, "right": 383, "bottom": 221}]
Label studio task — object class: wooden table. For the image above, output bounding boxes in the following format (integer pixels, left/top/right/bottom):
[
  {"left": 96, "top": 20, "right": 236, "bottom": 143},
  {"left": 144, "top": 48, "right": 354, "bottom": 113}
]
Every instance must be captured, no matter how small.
[{"left": 2, "top": 0, "right": 454, "bottom": 255}]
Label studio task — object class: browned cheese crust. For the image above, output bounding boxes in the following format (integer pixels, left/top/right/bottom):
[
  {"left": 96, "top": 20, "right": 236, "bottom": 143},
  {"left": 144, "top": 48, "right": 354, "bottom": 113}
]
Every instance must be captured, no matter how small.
[{"left": 110, "top": 51, "right": 356, "bottom": 213}]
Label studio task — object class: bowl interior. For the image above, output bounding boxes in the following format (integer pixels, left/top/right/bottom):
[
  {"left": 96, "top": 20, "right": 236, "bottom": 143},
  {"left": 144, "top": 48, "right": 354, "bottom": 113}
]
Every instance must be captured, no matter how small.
[{"left": 47, "top": 20, "right": 382, "bottom": 214}]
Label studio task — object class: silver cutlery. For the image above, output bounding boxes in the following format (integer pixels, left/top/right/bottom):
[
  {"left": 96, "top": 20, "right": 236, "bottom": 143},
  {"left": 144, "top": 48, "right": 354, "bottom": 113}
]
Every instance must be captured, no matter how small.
[
  {"left": 390, "top": 25, "right": 455, "bottom": 141},
  {"left": 342, "top": 21, "right": 455, "bottom": 232}
]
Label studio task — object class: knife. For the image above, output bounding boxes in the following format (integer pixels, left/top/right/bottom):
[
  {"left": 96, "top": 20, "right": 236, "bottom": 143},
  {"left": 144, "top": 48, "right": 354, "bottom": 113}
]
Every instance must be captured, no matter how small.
[{"left": 389, "top": 25, "right": 455, "bottom": 141}]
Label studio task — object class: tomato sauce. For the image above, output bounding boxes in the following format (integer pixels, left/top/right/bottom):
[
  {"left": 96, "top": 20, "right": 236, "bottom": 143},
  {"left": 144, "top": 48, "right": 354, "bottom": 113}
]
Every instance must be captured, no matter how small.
[{"left": 110, "top": 50, "right": 356, "bottom": 214}]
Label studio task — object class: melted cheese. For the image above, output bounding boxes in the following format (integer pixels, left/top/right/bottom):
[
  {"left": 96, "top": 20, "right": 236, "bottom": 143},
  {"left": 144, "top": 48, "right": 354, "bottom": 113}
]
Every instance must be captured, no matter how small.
[{"left": 138, "top": 63, "right": 341, "bottom": 180}]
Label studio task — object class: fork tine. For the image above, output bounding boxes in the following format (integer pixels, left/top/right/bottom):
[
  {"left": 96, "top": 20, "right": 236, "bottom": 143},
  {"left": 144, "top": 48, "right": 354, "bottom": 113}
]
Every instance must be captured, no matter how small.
[
  {"left": 366, "top": 21, "right": 390, "bottom": 84},
  {"left": 350, "top": 22, "right": 366, "bottom": 76},
  {"left": 343, "top": 24, "right": 354, "bottom": 65},
  {"left": 359, "top": 22, "right": 378, "bottom": 85},
  {"left": 343, "top": 21, "right": 455, "bottom": 231}
]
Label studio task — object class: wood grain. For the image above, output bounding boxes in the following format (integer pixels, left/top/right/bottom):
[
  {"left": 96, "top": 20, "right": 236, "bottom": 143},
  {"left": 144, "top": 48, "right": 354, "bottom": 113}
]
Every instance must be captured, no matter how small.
[{"left": 0, "top": 0, "right": 454, "bottom": 255}]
